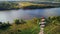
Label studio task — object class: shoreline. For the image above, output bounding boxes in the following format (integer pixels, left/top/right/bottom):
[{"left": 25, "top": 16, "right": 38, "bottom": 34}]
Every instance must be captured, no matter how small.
[{"left": 0, "top": 7, "right": 59, "bottom": 11}]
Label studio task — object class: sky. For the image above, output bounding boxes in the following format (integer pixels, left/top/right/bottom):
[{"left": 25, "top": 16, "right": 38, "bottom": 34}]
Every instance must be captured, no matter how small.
[
  {"left": 0, "top": 0, "right": 37, "bottom": 1},
  {"left": 0, "top": 0, "right": 57, "bottom": 1},
  {"left": 0, "top": 0, "right": 60, "bottom": 2}
]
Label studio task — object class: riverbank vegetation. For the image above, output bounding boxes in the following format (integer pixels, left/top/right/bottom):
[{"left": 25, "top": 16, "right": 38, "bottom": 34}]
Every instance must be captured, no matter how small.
[
  {"left": 0, "top": 16, "right": 60, "bottom": 34},
  {"left": 0, "top": 2, "right": 19, "bottom": 10},
  {"left": 0, "top": 18, "right": 40, "bottom": 34},
  {"left": 0, "top": 1, "right": 60, "bottom": 10},
  {"left": 44, "top": 16, "right": 60, "bottom": 34}
]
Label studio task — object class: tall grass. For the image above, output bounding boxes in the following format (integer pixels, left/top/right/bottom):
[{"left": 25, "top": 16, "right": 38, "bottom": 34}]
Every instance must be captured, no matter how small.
[
  {"left": 44, "top": 16, "right": 60, "bottom": 34},
  {"left": 0, "top": 18, "right": 40, "bottom": 34}
]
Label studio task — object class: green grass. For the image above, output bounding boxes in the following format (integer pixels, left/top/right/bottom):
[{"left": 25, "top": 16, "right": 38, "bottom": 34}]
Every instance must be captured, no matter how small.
[
  {"left": 44, "top": 16, "right": 60, "bottom": 34},
  {"left": 0, "top": 16, "right": 60, "bottom": 34},
  {"left": 0, "top": 18, "right": 40, "bottom": 34}
]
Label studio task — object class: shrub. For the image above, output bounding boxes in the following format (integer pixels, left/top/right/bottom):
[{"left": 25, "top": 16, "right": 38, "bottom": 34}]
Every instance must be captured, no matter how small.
[{"left": 14, "top": 19, "right": 20, "bottom": 24}]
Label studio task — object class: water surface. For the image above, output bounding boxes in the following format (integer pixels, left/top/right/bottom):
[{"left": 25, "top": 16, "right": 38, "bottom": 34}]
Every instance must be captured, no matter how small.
[{"left": 0, "top": 8, "right": 60, "bottom": 23}]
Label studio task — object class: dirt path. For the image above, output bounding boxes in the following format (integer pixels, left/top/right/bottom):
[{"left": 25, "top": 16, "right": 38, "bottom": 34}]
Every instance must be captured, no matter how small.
[
  {"left": 39, "top": 17, "right": 45, "bottom": 34},
  {"left": 39, "top": 27, "right": 44, "bottom": 34}
]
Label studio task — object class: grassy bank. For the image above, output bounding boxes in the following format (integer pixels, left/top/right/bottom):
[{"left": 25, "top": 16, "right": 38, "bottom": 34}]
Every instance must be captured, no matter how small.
[
  {"left": 0, "top": 16, "right": 60, "bottom": 34},
  {"left": 0, "top": 18, "right": 40, "bottom": 34},
  {"left": 44, "top": 16, "right": 60, "bottom": 34}
]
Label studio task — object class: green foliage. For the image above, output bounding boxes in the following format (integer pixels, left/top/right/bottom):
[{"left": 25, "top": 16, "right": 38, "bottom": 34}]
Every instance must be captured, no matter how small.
[
  {"left": 14, "top": 19, "right": 20, "bottom": 24},
  {"left": 20, "top": 19, "right": 26, "bottom": 24},
  {"left": 44, "top": 16, "right": 60, "bottom": 34},
  {"left": 0, "top": 22, "right": 11, "bottom": 30},
  {"left": 0, "top": 2, "right": 19, "bottom": 10},
  {"left": 0, "top": 18, "right": 40, "bottom": 34},
  {"left": 0, "top": 16, "right": 60, "bottom": 34},
  {"left": 14, "top": 19, "right": 26, "bottom": 25}
]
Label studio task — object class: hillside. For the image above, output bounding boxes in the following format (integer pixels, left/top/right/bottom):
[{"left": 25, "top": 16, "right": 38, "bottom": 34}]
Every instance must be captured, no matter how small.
[
  {"left": 0, "top": 16, "right": 60, "bottom": 34},
  {"left": 0, "top": 18, "right": 40, "bottom": 34}
]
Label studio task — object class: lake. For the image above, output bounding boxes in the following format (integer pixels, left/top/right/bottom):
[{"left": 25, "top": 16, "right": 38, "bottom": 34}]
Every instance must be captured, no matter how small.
[{"left": 0, "top": 8, "right": 60, "bottom": 23}]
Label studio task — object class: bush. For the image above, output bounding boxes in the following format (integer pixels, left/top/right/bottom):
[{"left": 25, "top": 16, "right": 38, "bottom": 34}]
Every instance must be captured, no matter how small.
[
  {"left": 14, "top": 19, "right": 26, "bottom": 25},
  {"left": 14, "top": 19, "right": 20, "bottom": 24}
]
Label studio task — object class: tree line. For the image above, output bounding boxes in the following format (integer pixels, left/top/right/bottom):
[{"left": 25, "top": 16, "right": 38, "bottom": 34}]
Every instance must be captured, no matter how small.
[{"left": 0, "top": 2, "right": 19, "bottom": 10}]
